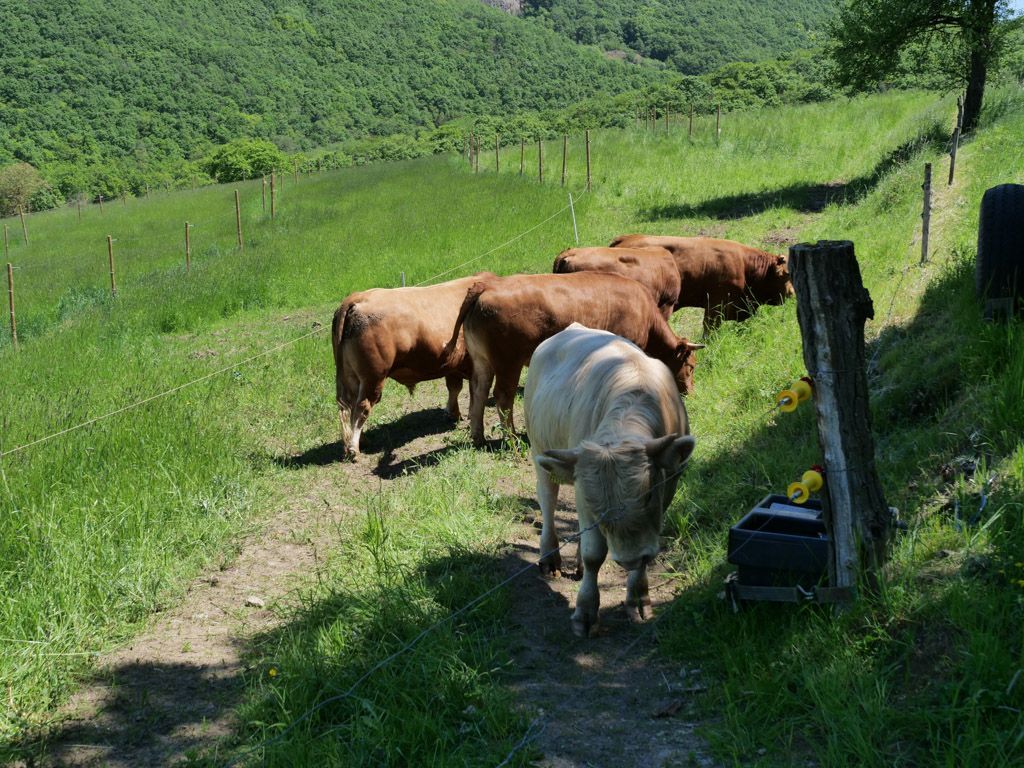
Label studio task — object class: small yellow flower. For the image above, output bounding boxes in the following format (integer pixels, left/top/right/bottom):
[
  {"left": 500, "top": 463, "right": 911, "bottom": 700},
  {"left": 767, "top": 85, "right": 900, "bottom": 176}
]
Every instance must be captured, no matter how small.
[{"left": 268, "top": 667, "right": 278, "bottom": 678}]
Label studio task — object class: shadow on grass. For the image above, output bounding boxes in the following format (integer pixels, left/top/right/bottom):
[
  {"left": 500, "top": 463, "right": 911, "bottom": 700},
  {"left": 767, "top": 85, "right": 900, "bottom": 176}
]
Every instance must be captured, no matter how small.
[{"left": 641, "top": 124, "right": 948, "bottom": 222}]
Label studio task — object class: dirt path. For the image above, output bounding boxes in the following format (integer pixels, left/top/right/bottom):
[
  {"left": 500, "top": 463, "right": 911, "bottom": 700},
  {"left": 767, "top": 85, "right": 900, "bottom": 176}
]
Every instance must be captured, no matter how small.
[{"left": 34, "top": 382, "right": 712, "bottom": 767}]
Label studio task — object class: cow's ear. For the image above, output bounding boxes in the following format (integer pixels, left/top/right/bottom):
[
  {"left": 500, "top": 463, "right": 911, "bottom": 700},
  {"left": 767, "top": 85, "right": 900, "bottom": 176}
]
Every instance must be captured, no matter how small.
[
  {"left": 537, "top": 449, "right": 579, "bottom": 481},
  {"left": 647, "top": 434, "right": 696, "bottom": 471}
]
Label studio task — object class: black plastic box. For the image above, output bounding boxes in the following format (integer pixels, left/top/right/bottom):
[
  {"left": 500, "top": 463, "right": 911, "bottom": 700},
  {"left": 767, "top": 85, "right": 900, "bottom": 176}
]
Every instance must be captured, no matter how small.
[{"left": 727, "top": 494, "right": 829, "bottom": 588}]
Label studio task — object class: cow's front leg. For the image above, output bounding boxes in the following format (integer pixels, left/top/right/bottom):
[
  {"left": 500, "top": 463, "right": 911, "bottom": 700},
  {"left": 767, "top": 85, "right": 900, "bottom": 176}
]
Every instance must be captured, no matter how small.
[
  {"left": 535, "top": 463, "right": 561, "bottom": 577},
  {"left": 350, "top": 381, "right": 383, "bottom": 456},
  {"left": 444, "top": 375, "right": 463, "bottom": 420},
  {"left": 572, "top": 525, "right": 607, "bottom": 638},
  {"left": 625, "top": 563, "right": 652, "bottom": 623}
]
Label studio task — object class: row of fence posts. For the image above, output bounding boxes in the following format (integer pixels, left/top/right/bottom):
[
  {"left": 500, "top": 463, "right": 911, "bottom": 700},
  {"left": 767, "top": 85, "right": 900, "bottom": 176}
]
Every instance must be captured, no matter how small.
[
  {"left": 920, "top": 96, "right": 965, "bottom": 265},
  {"left": 466, "top": 131, "right": 592, "bottom": 191},
  {"left": 3, "top": 170, "right": 295, "bottom": 349},
  {"left": 637, "top": 104, "right": 722, "bottom": 140}
]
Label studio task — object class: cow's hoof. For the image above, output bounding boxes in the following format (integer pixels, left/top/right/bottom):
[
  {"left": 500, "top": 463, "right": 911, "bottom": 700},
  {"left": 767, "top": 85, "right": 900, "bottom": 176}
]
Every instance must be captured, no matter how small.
[
  {"left": 446, "top": 409, "right": 461, "bottom": 421},
  {"left": 572, "top": 617, "right": 600, "bottom": 638},
  {"left": 625, "top": 603, "right": 652, "bottom": 624},
  {"left": 538, "top": 552, "right": 562, "bottom": 578}
]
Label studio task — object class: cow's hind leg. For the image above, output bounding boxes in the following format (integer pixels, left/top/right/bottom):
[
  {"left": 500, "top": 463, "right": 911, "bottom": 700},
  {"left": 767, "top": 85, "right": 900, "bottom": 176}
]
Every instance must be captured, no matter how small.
[
  {"left": 468, "top": 364, "right": 493, "bottom": 447},
  {"left": 492, "top": 367, "right": 521, "bottom": 437},
  {"left": 625, "top": 563, "right": 652, "bottom": 623},
  {"left": 572, "top": 526, "right": 608, "bottom": 638},
  {"left": 444, "top": 375, "right": 463, "bottom": 421},
  {"left": 535, "top": 464, "right": 562, "bottom": 577}
]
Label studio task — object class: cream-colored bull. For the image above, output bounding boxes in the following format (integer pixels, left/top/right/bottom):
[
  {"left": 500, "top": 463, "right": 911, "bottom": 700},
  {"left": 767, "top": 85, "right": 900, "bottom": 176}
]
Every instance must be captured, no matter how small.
[{"left": 524, "top": 324, "right": 696, "bottom": 638}]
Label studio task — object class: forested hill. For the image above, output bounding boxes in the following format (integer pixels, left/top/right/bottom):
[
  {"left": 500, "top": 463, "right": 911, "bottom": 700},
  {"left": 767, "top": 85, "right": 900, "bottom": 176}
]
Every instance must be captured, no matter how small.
[
  {"left": 513, "top": 0, "right": 835, "bottom": 74},
  {"left": 0, "top": 0, "right": 666, "bottom": 184}
]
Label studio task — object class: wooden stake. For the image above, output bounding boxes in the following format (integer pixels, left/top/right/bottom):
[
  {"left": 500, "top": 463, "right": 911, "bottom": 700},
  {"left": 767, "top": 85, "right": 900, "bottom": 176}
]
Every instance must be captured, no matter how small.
[
  {"left": 538, "top": 140, "right": 544, "bottom": 183},
  {"left": 107, "top": 235, "right": 117, "bottom": 297},
  {"left": 495, "top": 133, "right": 500, "bottom": 173},
  {"left": 689, "top": 104, "right": 694, "bottom": 138},
  {"left": 18, "top": 207, "right": 28, "bottom": 245},
  {"left": 262, "top": 177, "right": 267, "bottom": 212},
  {"left": 6, "top": 262, "right": 16, "bottom": 350},
  {"left": 561, "top": 134, "right": 567, "bottom": 187},
  {"left": 185, "top": 222, "right": 192, "bottom": 273},
  {"left": 788, "top": 240, "right": 891, "bottom": 595},
  {"left": 77, "top": 198, "right": 82, "bottom": 221},
  {"left": 921, "top": 163, "right": 932, "bottom": 265},
  {"left": 234, "top": 189, "right": 244, "bottom": 250},
  {"left": 665, "top": 108, "right": 669, "bottom": 130},
  {"left": 270, "top": 173, "right": 276, "bottom": 219},
  {"left": 293, "top": 159, "right": 298, "bottom": 184},
  {"left": 948, "top": 126, "right": 960, "bottom": 186},
  {"left": 3, "top": 225, "right": 8, "bottom": 261},
  {"left": 99, "top": 194, "right": 104, "bottom": 213},
  {"left": 520, "top": 138, "right": 525, "bottom": 176},
  {"left": 716, "top": 104, "right": 721, "bottom": 140},
  {"left": 585, "top": 129, "right": 592, "bottom": 192}
]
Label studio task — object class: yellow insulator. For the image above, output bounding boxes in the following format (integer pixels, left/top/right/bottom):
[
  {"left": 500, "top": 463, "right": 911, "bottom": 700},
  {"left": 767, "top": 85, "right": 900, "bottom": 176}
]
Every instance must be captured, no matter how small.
[
  {"left": 791, "top": 379, "right": 813, "bottom": 403},
  {"left": 787, "top": 481, "right": 810, "bottom": 504},
  {"left": 801, "top": 469, "right": 824, "bottom": 493},
  {"left": 776, "top": 389, "right": 799, "bottom": 412}
]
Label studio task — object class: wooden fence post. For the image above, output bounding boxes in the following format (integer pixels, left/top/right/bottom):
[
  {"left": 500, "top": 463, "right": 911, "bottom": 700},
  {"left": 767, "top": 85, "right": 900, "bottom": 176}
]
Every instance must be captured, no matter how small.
[
  {"left": 561, "top": 134, "right": 567, "bottom": 187},
  {"left": 3, "top": 225, "right": 8, "bottom": 261},
  {"left": 262, "top": 177, "right": 267, "bottom": 212},
  {"left": 585, "top": 129, "right": 592, "bottom": 191},
  {"left": 6, "top": 262, "right": 16, "bottom": 350},
  {"left": 520, "top": 138, "right": 525, "bottom": 176},
  {"left": 788, "top": 240, "right": 891, "bottom": 594},
  {"left": 185, "top": 222, "right": 192, "bottom": 273},
  {"left": 538, "top": 140, "right": 544, "bottom": 183},
  {"left": 107, "top": 235, "right": 117, "bottom": 297},
  {"left": 921, "top": 163, "right": 932, "bottom": 265},
  {"left": 293, "top": 159, "right": 298, "bottom": 185},
  {"left": 18, "top": 207, "right": 28, "bottom": 246},
  {"left": 948, "top": 125, "right": 961, "bottom": 186},
  {"left": 234, "top": 189, "right": 244, "bottom": 250},
  {"left": 77, "top": 198, "right": 82, "bottom": 221},
  {"left": 495, "top": 133, "right": 500, "bottom": 173},
  {"left": 665, "top": 108, "right": 669, "bottom": 130},
  {"left": 716, "top": 104, "right": 722, "bottom": 140},
  {"left": 689, "top": 104, "right": 694, "bottom": 138},
  {"left": 98, "top": 194, "right": 104, "bottom": 213},
  {"left": 270, "top": 173, "right": 276, "bottom": 219}
]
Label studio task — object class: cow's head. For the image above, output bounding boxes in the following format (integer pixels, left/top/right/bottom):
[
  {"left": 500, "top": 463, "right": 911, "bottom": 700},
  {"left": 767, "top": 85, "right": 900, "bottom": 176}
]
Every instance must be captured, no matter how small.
[
  {"left": 538, "top": 434, "right": 696, "bottom": 569},
  {"left": 672, "top": 339, "right": 705, "bottom": 395},
  {"left": 769, "top": 255, "right": 795, "bottom": 303}
]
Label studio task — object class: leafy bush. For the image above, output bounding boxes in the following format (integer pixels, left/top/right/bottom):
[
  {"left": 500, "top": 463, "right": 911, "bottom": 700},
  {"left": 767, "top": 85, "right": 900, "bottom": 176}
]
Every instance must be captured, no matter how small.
[
  {"left": 0, "top": 162, "right": 48, "bottom": 216},
  {"left": 204, "top": 139, "right": 285, "bottom": 183}
]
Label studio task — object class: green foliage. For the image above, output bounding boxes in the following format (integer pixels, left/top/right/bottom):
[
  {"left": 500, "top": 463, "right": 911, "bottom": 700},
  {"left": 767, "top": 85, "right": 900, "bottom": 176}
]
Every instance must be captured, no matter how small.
[
  {"left": 520, "top": 0, "right": 834, "bottom": 74},
  {"left": 204, "top": 139, "right": 284, "bottom": 183},
  {"left": 0, "top": 163, "right": 47, "bottom": 216}
]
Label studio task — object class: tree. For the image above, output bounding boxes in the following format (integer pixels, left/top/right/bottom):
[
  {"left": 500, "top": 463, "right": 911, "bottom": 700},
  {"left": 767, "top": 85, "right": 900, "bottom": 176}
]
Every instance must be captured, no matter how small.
[
  {"left": 205, "top": 139, "right": 284, "bottom": 183},
  {"left": 0, "top": 162, "right": 48, "bottom": 216},
  {"left": 829, "top": 0, "right": 1019, "bottom": 131}
]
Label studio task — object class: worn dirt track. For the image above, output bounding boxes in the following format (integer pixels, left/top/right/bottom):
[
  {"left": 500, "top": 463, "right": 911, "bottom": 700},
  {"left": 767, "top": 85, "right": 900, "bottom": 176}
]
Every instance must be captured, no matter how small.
[{"left": 33, "top": 382, "right": 713, "bottom": 767}]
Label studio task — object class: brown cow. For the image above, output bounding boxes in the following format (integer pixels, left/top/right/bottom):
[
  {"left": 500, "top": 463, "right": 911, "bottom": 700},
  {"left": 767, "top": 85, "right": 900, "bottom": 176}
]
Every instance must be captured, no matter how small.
[
  {"left": 552, "top": 246, "right": 681, "bottom": 320},
  {"left": 331, "top": 273, "right": 494, "bottom": 456},
  {"left": 609, "top": 235, "right": 794, "bottom": 334},
  {"left": 441, "top": 272, "right": 703, "bottom": 447}
]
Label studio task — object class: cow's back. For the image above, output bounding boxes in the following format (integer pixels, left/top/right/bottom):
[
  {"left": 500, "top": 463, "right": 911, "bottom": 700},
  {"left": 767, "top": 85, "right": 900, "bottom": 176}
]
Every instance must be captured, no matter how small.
[
  {"left": 525, "top": 325, "right": 686, "bottom": 453},
  {"left": 553, "top": 246, "right": 680, "bottom": 314},
  {"left": 464, "top": 272, "right": 664, "bottom": 370}
]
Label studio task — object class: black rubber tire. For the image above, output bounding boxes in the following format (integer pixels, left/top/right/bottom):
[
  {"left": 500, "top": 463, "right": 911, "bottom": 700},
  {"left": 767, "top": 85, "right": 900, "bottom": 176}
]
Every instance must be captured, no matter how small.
[{"left": 976, "top": 183, "right": 1024, "bottom": 317}]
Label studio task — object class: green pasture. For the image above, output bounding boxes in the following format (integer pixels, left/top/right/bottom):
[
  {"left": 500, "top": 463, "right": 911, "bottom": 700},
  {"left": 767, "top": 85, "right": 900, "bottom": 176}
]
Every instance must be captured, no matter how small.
[{"left": 2, "top": 88, "right": 1024, "bottom": 766}]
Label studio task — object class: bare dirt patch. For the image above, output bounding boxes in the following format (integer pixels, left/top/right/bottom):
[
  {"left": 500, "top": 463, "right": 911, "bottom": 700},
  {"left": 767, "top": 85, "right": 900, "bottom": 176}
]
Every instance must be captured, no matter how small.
[{"left": 34, "top": 381, "right": 713, "bottom": 767}]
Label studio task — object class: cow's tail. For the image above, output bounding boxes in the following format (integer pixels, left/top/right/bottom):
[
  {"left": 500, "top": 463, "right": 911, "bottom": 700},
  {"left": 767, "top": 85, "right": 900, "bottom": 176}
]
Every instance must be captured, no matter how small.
[
  {"left": 441, "top": 280, "right": 488, "bottom": 368},
  {"left": 331, "top": 301, "right": 355, "bottom": 410}
]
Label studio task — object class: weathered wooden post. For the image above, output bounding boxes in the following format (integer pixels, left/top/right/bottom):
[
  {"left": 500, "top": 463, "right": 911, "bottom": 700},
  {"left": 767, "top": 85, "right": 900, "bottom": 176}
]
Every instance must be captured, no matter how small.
[
  {"left": 18, "top": 207, "right": 28, "bottom": 245},
  {"left": 6, "top": 262, "right": 16, "bottom": 350},
  {"left": 293, "top": 159, "right": 298, "bottom": 185},
  {"left": 107, "top": 235, "right": 117, "bottom": 297},
  {"left": 77, "top": 198, "right": 82, "bottom": 221},
  {"left": 262, "top": 176, "right": 267, "bottom": 211},
  {"left": 788, "top": 240, "right": 892, "bottom": 594},
  {"left": 585, "top": 129, "right": 592, "bottom": 192},
  {"left": 495, "top": 133, "right": 500, "bottom": 173},
  {"left": 689, "top": 104, "right": 694, "bottom": 138},
  {"left": 234, "top": 189, "right": 244, "bottom": 250},
  {"left": 185, "top": 222, "right": 192, "bottom": 273},
  {"left": 561, "top": 134, "right": 567, "bottom": 187},
  {"left": 921, "top": 163, "right": 932, "bottom": 265},
  {"left": 98, "top": 194, "right": 104, "bottom": 213},
  {"left": 665, "top": 108, "right": 669, "bottom": 130},
  {"left": 716, "top": 104, "right": 722, "bottom": 140},
  {"left": 520, "top": 138, "right": 525, "bottom": 176},
  {"left": 948, "top": 119, "right": 961, "bottom": 186},
  {"left": 3, "top": 225, "right": 8, "bottom": 261},
  {"left": 538, "top": 139, "right": 544, "bottom": 183},
  {"left": 270, "top": 173, "right": 276, "bottom": 219}
]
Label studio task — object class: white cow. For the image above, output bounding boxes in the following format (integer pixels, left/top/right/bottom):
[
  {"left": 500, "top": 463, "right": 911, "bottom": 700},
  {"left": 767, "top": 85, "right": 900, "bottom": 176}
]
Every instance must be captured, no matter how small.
[{"left": 524, "top": 324, "right": 696, "bottom": 638}]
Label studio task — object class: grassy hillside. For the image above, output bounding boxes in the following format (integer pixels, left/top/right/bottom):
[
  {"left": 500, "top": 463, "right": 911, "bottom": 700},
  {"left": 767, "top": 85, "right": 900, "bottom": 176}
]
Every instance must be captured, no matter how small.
[
  {"left": 519, "top": 0, "right": 834, "bottom": 74},
  {"left": 4, "top": 89, "right": 1024, "bottom": 765},
  {"left": 0, "top": 0, "right": 665, "bottom": 195}
]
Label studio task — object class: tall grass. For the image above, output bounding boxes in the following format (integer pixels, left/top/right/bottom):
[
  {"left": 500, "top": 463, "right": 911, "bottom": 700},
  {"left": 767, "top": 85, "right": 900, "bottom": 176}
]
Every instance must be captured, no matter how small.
[{"left": 4, "top": 88, "right": 1023, "bottom": 766}]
